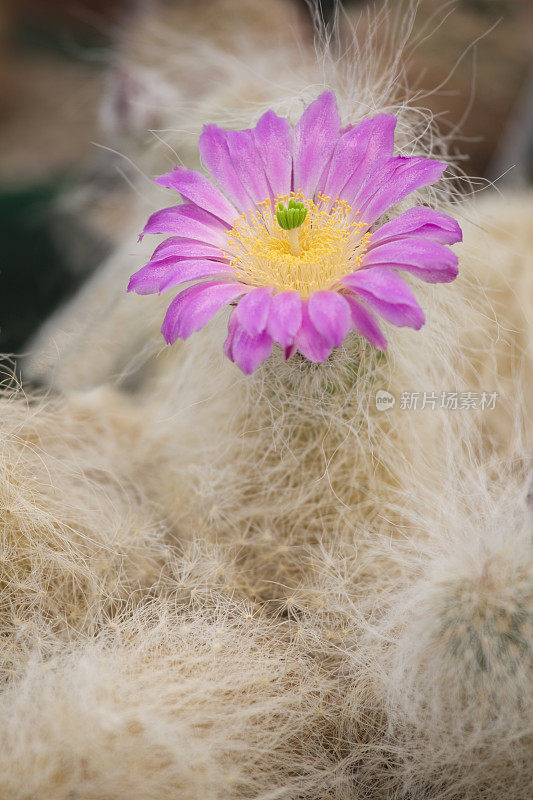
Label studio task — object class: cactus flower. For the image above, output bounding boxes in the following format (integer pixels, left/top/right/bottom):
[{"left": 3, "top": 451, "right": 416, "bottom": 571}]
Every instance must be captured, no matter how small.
[{"left": 129, "top": 91, "right": 461, "bottom": 374}]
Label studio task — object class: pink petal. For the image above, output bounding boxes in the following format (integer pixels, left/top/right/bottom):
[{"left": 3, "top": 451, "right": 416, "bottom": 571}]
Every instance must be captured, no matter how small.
[
  {"left": 252, "top": 109, "right": 293, "bottom": 198},
  {"left": 223, "top": 310, "right": 238, "bottom": 360},
  {"left": 230, "top": 324, "right": 274, "bottom": 374},
  {"left": 161, "top": 281, "right": 248, "bottom": 343},
  {"left": 343, "top": 267, "right": 425, "bottom": 329},
  {"left": 128, "top": 258, "right": 233, "bottom": 295},
  {"left": 307, "top": 291, "right": 351, "bottom": 347},
  {"left": 293, "top": 302, "right": 334, "bottom": 362},
  {"left": 284, "top": 344, "right": 297, "bottom": 360},
  {"left": 293, "top": 91, "right": 341, "bottom": 198},
  {"left": 343, "top": 294, "right": 387, "bottom": 350},
  {"left": 369, "top": 206, "right": 462, "bottom": 247},
  {"left": 150, "top": 237, "right": 225, "bottom": 261},
  {"left": 141, "top": 203, "right": 229, "bottom": 246},
  {"left": 321, "top": 114, "right": 396, "bottom": 204},
  {"left": 226, "top": 129, "right": 272, "bottom": 205},
  {"left": 266, "top": 291, "right": 302, "bottom": 347},
  {"left": 234, "top": 287, "right": 272, "bottom": 336},
  {"left": 355, "top": 157, "right": 447, "bottom": 225},
  {"left": 154, "top": 167, "right": 238, "bottom": 225},
  {"left": 199, "top": 124, "right": 253, "bottom": 212},
  {"left": 361, "top": 239, "right": 458, "bottom": 284}
]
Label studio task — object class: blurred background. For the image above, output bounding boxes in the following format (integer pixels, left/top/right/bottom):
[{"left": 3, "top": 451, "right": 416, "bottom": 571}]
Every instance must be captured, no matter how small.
[{"left": 0, "top": 0, "right": 531, "bottom": 358}]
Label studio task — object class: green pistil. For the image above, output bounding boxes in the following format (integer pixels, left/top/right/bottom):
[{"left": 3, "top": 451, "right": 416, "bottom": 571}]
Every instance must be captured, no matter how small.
[{"left": 276, "top": 199, "right": 308, "bottom": 230}]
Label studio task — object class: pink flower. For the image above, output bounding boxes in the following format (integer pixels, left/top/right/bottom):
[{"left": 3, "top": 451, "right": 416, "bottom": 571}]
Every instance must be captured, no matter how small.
[{"left": 129, "top": 91, "right": 461, "bottom": 374}]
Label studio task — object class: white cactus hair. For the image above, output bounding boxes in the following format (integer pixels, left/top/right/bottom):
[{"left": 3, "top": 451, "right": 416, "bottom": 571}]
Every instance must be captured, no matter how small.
[
  {"left": 371, "top": 444, "right": 532, "bottom": 798},
  {"left": 1, "top": 1, "right": 531, "bottom": 798}
]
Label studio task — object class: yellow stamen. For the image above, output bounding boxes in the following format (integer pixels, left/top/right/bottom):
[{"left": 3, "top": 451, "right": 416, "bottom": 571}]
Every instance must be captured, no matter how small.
[{"left": 225, "top": 193, "right": 371, "bottom": 298}]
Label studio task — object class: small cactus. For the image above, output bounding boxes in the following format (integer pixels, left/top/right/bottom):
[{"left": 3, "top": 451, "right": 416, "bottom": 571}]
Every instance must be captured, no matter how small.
[{"left": 435, "top": 567, "right": 532, "bottom": 678}]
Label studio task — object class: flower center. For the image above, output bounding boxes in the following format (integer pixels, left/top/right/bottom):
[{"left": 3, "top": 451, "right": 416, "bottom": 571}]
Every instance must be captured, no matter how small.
[{"left": 225, "top": 193, "right": 371, "bottom": 298}]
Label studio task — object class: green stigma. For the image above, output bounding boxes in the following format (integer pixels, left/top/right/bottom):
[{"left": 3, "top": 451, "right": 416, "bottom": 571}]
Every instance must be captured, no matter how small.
[{"left": 276, "top": 199, "right": 308, "bottom": 230}]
